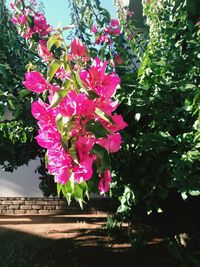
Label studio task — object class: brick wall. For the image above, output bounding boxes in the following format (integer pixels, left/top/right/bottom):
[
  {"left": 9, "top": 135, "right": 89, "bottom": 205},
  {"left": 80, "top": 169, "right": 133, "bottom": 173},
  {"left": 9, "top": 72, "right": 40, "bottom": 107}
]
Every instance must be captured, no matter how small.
[{"left": 0, "top": 197, "right": 117, "bottom": 215}]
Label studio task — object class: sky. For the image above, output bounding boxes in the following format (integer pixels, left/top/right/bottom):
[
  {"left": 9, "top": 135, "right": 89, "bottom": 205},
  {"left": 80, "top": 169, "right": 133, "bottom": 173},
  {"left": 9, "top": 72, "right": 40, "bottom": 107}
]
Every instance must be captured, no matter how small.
[{"left": 7, "top": 0, "right": 117, "bottom": 28}]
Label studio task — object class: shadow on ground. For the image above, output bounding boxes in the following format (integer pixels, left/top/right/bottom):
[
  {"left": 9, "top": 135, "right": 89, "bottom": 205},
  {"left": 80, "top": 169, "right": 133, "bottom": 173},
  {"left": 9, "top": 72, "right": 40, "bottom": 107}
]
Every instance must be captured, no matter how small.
[{"left": 0, "top": 215, "right": 184, "bottom": 267}]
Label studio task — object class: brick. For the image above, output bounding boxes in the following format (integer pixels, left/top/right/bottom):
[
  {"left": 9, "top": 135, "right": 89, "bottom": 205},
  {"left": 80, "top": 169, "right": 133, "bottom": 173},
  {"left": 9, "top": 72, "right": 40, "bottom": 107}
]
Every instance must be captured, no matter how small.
[
  {"left": 3, "top": 210, "right": 14, "bottom": 215},
  {"left": 25, "top": 210, "right": 38, "bottom": 215},
  {"left": 36, "top": 201, "right": 48, "bottom": 205},
  {"left": 9, "top": 205, "right": 19, "bottom": 210},
  {"left": 55, "top": 206, "right": 67, "bottom": 210},
  {"left": 38, "top": 210, "right": 51, "bottom": 215},
  {"left": 20, "top": 205, "right": 32, "bottom": 210},
  {"left": 31, "top": 205, "right": 43, "bottom": 210},
  {"left": 2, "top": 201, "right": 12, "bottom": 205},
  {"left": 14, "top": 210, "right": 26, "bottom": 215},
  {"left": 25, "top": 201, "right": 36, "bottom": 205},
  {"left": 0, "top": 205, "right": 8, "bottom": 209},
  {"left": 46, "top": 200, "right": 59, "bottom": 205},
  {"left": 12, "top": 200, "right": 24, "bottom": 205}
]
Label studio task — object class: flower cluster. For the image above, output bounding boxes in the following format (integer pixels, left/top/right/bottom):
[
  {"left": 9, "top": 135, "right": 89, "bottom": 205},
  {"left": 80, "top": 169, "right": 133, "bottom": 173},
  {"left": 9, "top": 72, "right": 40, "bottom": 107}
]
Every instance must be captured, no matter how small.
[
  {"left": 91, "top": 19, "right": 123, "bottom": 67},
  {"left": 93, "top": 19, "right": 121, "bottom": 45},
  {"left": 11, "top": 0, "right": 50, "bottom": 40},
  {"left": 11, "top": 0, "right": 127, "bottom": 200}
]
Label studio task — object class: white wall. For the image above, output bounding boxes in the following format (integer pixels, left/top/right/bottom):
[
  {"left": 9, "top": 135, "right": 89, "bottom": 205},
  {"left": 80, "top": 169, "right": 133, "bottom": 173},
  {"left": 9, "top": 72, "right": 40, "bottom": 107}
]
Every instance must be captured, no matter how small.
[{"left": 0, "top": 158, "right": 43, "bottom": 197}]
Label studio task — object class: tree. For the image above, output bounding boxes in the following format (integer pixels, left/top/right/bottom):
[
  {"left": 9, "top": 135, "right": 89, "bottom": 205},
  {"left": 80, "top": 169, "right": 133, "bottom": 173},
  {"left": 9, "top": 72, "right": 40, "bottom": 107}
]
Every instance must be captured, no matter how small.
[{"left": 0, "top": 0, "right": 57, "bottom": 196}]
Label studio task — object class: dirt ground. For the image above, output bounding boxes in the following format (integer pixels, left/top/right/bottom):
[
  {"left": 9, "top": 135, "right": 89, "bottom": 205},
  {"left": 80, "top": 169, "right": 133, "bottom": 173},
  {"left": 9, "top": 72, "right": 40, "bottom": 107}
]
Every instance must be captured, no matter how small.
[
  {"left": 0, "top": 213, "right": 180, "bottom": 267},
  {"left": 0, "top": 213, "right": 129, "bottom": 248}
]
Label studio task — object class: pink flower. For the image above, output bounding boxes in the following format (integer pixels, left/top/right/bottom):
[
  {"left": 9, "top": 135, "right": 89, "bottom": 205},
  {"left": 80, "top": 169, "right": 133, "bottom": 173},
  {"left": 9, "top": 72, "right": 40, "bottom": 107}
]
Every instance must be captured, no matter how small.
[
  {"left": 127, "top": 10, "right": 135, "bottom": 17},
  {"left": 94, "top": 97, "right": 118, "bottom": 115},
  {"left": 76, "top": 136, "right": 95, "bottom": 162},
  {"left": 73, "top": 158, "right": 93, "bottom": 183},
  {"left": 95, "top": 34, "right": 109, "bottom": 45},
  {"left": 105, "top": 114, "right": 128, "bottom": 133},
  {"left": 79, "top": 57, "right": 120, "bottom": 98},
  {"left": 11, "top": 17, "right": 18, "bottom": 24},
  {"left": 37, "top": 44, "right": 53, "bottom": 62},
  {"left": 91, "top": 25, "right": 97, "bottom": 34},
  {"left": 33, "top": 12, "right": 51, "bottom": 37},
  {"left": 39, "top": 39, "right": 47, "bottom": 46},
  {"left": 110, "top": 19, "right": 119, "bottom": 27},
  {"left": 112, "top": 27, "right": 121, "bottom": 36},
  {"left": 114, "top": 54, "right": 123, "bottom": 65},
  {"left": 97, "top": 133, "right": 122, "bottom": 153},
  {"left": 48, "top": 147, "right": 72, "bottom": 184},
  {"left": 58, "top": 91, "right": 95, "bottom": 117},
  {"left": 36, "top": 126, "right": 60, "bottom": 149},
  {"left": 23, "top": 71, "right": 48, "bottom": 93},
  {"left": 55, "top": 67, "right": 71, "bottom": 81},
  {"left": 10, "top": 3, "right": 15, "bottom": 9},
  {"left": 54, "top": 167, "right": 71, "bottom": 184},
  {"left": 22, "top": 28, "right": 34, "bottom": 39},
  {"left": 98, "top": 170, "right": 112, "bottom": 194},
  {"left": 71, "top": 38, "right": 86, "bottom": 57},
  {"left": 104, "top": 26, "right": 112, "bottom": 34},
  {"left": 18, "top": 13, "right": 27, "bottom": 25}
]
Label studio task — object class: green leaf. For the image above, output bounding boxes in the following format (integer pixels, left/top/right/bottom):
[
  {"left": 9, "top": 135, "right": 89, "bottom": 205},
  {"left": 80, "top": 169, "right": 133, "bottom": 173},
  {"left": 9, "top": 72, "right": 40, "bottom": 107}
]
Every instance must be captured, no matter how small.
[
  {"left": 57, "top": 183, "right": 62, "bottom": 197},
  {"left": 50, "top": 89, "right": 68, "bottom": 108},
  {"left": 95, "top": 108, "right": 115, "bottom": 124},
  {"left": 87, "top": 90, "right": 100, "bottom": 99},
  {"left": 50, "top": 91, "right": 63, "bottom": 108},
  {"left": 188, "top": 190, "right": 200, "bottom": 196},
  {"left": 19, "top": 89, "right": 31, "bottom": 98},
  {"left": 85, "top": 120, "right": 109, "bottom": 138},
  {"left": 47, "top": 60, "right": 62, "bottom": 82},
  {"left": 47, "top": 34, "right": 61, "bottom": 51},
  {"left": 75, "top": 71, "right": 87, "bottom": 89},
  {"left": 73, "top": 184, "right": 85, "bottom": 209},
  {"left": 91, "top": 144, "right": 111, "bottom": 172},
  {"left": 68, "top": 137, "right": 78, "bottom": 162}
]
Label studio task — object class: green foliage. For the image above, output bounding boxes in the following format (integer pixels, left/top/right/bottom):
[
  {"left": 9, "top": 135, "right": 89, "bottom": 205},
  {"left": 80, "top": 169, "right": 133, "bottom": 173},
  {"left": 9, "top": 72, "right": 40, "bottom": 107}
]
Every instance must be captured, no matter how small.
[
  {"left": 112, "top": 0, "right": 200, "bottom": 220},
  {"left": 0, "top": 0, "right": 37, "bottom": 170},
  {"left": 0, "top": 0, "right": 56, "bottom": 196},
  {"left": 70, "top": 0, "right": 200, "bottom": 229}
]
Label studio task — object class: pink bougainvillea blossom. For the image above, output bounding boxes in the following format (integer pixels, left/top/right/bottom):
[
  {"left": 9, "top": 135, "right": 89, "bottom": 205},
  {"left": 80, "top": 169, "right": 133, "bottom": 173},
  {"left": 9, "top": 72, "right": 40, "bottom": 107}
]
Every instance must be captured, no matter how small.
[
  {"left": 11, "top": 0, "right": 128, "bottom": 197},
  {"left": 55, "top": 67, "right": 71, "bottom": 81},
  {"left": 37, "top": 44, "right": 53, "bottom": 62},
  {"left": 48, "top": 147, "right": 72, "bottom": 184},
  {"left": 127, "top": 10, "right": 135, "bottom": 17},
  {"left": 110, "top": 19, "right": 119, "bottom": 27},
  {"left": 97, "top": 133, "right": 122, "bottom": 153},
  {"left": 12, "top": 12, "right": 27, "bottom": 25},
  {"left": 114, "top": 54, "right": 123, "bottom": 65},
  {"left": 76, "top": 136, "right": 95, "bottom": 162},
  {"left": 58, "top": 91, "right": 95, "bottom": 117},
  {"left": 71, "top": 38, "right": 86, "bottom": 57},
  {"left": 91, "top": 25, "right": 97, "bottom": 34},
  {"left": 33, "top": 12, "right": 51, "bottom": 37},
  {"left": 112, "top": 27, "right": 121, "bottom": 36},
  {"left": 98, "top": 170, "right": 112, "bottom": 194},
  {"left": 73, "top": 157, "right": 94, "bottom": 183},
  {"left": 95, "top": 34, "right": 109, "bottom": 45},
  {"left": 79, "top": 57, "right": 120, "bottom": 98},
  {"left": 23, "top": 71, "right": 48, "bottom": 93}
]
